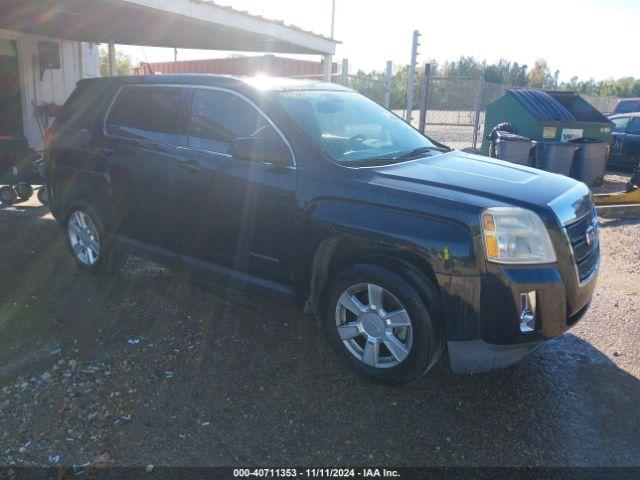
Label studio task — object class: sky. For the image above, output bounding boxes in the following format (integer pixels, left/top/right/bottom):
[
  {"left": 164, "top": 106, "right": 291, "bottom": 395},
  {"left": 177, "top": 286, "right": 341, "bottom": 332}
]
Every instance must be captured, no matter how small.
[{"left": 119, "top": 0, "right": 640, "bottom": 82}]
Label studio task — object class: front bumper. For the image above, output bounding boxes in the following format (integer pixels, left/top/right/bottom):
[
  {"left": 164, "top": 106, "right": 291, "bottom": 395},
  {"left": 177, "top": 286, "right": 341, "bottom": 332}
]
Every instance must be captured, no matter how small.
[{"left": 445, "top": 263, "right": 597, "bottom": 374}]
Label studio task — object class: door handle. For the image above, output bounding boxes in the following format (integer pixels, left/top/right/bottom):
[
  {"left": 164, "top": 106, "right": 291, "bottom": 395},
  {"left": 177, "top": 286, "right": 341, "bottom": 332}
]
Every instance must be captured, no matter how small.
[{"left": 176, "top": 157, "right": 203, "bottom": 174}]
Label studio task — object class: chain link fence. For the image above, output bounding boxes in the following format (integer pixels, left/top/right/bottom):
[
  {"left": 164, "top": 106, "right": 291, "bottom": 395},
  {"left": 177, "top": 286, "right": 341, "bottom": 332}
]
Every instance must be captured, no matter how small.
[
  {"left": 415, "top": 78, "right": 507, "bottom": 151},
  {"left": 316, "top": 63, "right": 620, "bottom": 152},
  {"left": 581, "top": 94, "right": 618, "bottom": 115}
]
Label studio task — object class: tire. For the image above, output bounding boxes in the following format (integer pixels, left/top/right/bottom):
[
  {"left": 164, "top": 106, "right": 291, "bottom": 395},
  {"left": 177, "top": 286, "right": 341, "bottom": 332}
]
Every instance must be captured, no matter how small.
[
  {"left": 15, "top": 183, "right": 33, "bottom": 200},
  {"left": 323, "top": 263, "right": 444, "bottom": 384},
  {"left": 37, "top": 187, "right": 49, "bottom": 205},
  {"left": 64, "top": 201, "right": 121, "bottom": 274},
  {"left": 0, "top": 186, "right": 17, "bottom": 205}
]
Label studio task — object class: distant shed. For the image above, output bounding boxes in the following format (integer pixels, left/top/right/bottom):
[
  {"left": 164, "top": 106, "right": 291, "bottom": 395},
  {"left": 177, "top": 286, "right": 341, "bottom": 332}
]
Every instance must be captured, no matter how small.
[{"left": 481, "top": 89, "right": 614, "bottom": 155}]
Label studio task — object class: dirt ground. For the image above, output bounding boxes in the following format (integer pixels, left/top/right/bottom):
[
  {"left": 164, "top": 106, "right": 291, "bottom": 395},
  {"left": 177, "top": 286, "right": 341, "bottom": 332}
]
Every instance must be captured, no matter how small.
[{"left": 0, "top": 174, "right": 639, "bottom": 468}]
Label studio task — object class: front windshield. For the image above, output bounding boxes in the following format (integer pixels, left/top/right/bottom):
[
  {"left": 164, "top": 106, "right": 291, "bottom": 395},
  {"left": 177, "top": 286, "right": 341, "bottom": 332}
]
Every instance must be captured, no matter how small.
[{"left": 275, "top": 90, "right": 438, "bottom": 164}]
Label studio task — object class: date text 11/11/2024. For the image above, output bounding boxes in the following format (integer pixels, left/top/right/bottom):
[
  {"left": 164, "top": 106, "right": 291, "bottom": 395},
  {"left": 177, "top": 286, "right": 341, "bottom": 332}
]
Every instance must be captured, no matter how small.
[{"left": 232, "top": 468, "right": 401, "bottom": 478}]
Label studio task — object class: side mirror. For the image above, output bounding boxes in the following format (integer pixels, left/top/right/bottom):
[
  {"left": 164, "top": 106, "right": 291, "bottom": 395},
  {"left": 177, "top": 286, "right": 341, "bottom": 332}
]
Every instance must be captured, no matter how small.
[{"left": 230, "top": 136, "right": 292, "bottom": 165}]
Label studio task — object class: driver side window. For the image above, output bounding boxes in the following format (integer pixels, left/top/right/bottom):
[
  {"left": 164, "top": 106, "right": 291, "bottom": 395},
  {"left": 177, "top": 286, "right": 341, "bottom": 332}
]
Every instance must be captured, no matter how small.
[{"left": 188, "top": 89, "right": 279, "bottom": 155}]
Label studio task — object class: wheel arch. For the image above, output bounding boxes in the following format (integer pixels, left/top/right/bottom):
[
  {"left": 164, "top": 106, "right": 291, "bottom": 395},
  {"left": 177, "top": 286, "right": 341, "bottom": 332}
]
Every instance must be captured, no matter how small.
[
  {"left": 305, "top": 235, "right": 441, "bottom": 316},
  {"left": 51, "top": 169, "right": 112, "bottom": 228}
]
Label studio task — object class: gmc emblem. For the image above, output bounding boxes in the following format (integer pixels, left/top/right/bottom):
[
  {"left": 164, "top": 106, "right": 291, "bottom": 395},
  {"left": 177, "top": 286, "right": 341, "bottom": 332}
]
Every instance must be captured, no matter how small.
[{"left": 585, "top": 224, "right": 598, "bottom": 247}]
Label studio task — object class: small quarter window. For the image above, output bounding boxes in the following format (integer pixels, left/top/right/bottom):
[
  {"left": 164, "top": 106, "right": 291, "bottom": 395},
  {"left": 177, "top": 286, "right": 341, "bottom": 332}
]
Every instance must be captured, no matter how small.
[{"left": 106, "top": 86, "right": 182, "bottom": 144}]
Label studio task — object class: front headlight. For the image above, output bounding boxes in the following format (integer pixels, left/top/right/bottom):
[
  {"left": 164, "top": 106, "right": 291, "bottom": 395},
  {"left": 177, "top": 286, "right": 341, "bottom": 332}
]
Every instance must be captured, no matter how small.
[{"left": 481, "top": 207, "right": 557, "bottom": 264}]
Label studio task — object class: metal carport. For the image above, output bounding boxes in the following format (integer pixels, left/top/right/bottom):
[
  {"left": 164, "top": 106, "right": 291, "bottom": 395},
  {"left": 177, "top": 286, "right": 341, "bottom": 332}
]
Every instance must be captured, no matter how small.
[{"left": 0, "top": 0, "right": 338, "bottom": 79}]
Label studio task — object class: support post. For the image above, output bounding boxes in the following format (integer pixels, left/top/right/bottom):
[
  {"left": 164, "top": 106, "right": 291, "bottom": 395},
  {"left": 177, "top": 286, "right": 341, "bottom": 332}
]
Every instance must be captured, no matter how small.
[
  {"left": 174, "top": 48, "right": 178, "bottom": 63},
  {"left": 108, "top": 41, "right": 116, "bottom": 77},
  {"left": 472, "top": 78, "right": 485, "bottom": 151},
  {"left": 405, "top": 30, "right": 420, "bottom": 123},
  {"left": 341, "top": 58, "right": 349, "bottom": 86},
  {"left": 384, "top": 61, "right": 392, "bottom": 109},
  {"left": 418, "top": 64, "right": 431, "bottom": 134},
  {"left": 323, "top": 54, "right": 333, "bottom": 82}
]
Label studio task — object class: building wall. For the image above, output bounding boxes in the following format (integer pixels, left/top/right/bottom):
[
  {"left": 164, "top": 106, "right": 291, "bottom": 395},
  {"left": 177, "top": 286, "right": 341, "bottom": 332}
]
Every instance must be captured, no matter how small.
[
  {"left": 0, "top": 28, "right": 99, "bottom": 150},
  {"left": 134, "top": 54, "right": 336, "bottom": 79}
]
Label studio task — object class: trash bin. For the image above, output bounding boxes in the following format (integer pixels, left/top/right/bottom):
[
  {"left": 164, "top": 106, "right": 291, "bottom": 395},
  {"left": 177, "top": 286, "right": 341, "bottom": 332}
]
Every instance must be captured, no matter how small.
[
  {"left": 569, "top": 138, "right": 608, "bottom": 187},
  {"left": 481, "top": 89, "right": 614, "bottom": 157},
  {"left": 535, "top": 141, "right": 579, "bottom": 176},
  {"left": 493, "top": 131, "right": 535, "bottom": 166}
]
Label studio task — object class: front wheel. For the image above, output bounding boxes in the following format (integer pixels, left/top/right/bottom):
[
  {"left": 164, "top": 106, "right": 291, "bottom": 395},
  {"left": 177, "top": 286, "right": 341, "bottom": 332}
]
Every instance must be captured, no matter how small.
[{"left": 323, "top": 263, "right": 443, "bottom": 384}]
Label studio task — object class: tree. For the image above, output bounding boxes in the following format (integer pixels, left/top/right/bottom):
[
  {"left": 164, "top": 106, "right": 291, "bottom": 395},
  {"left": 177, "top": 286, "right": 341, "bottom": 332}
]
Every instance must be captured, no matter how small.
[
  {"left": 99, "top": 46, "right": 133, "bottom": 77},
  {"left": 527, "top": 59, "right": 555, "bottom": 89}
]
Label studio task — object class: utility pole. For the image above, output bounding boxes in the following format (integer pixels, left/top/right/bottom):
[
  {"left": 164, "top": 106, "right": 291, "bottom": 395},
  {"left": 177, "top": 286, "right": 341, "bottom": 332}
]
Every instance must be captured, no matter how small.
[
  {"left": 405, "top": 30, "right": 420, "bottom": 123},
  {"left": 330, "top": 0, "right": 336, "bottom": 39}
]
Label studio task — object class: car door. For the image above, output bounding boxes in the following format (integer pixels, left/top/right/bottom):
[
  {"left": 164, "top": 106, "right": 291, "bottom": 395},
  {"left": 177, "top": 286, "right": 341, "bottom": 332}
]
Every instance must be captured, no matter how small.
[
  {"left": 621, "top": 117, "right": 640, "bottom": 167},
  {"left": 173, "top": 87, "right": 297, "bottom": 287},
  {"left": 611, "top": 116, "right": 640, "bottom": 169},
  {"left": 102, "top": 85, "right": 186, "bottom": 253}
]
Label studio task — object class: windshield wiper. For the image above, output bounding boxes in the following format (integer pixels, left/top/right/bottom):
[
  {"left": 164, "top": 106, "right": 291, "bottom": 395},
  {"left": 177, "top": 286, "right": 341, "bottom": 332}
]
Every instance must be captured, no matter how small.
[
  {"left": 392, "top": 146, "right": 450, "bottom": 160},
  {"left": 344, "top": 146, "right": 450, "bottom": 167}
]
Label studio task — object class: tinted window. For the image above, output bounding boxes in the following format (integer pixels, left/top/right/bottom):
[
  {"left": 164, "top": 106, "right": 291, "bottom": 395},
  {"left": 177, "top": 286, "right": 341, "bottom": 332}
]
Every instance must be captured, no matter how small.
[
  {"left": 106, "top": 86, "right": 182, "bottom": 144},
  {"left": 188, "top": 89, "right": 279, "bottom": 155},
  {"left": 628, "top": 117, "right": 640, "bottom": 135},
  {"left": 615, "top": 101, "right": 640, "bottom": 114},
  {"left": 612, "top": 116, "right": 630, "bottom": 132}
]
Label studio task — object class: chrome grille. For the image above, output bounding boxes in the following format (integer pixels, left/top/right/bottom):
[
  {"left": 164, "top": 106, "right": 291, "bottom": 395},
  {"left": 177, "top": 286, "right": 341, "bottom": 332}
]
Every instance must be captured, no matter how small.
[{"left": 564, "top": 207, "right": 600, "bottom": 282}]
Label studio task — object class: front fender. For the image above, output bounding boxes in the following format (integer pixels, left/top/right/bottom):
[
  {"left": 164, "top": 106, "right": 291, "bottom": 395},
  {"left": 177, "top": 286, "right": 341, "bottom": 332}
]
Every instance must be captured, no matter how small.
[{"left": 308, "top": 199, "right": 477, "bottom": 276}]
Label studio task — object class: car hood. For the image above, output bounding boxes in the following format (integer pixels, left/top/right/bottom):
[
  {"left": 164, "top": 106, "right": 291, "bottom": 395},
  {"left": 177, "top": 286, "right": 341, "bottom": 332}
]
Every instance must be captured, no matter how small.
[{"left": 369, "top": 151, "right": 591, "bottom": 223}]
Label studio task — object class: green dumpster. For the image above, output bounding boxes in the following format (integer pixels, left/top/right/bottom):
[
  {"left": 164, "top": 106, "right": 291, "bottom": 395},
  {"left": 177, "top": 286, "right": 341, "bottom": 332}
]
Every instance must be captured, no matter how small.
[{"left": 481, "top": 89, "right": 614, "bottom": 156}]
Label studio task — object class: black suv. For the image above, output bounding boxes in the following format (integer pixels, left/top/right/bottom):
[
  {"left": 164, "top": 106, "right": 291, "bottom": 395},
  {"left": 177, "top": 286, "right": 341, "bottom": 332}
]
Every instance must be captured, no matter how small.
[{"left": 45, "top": 75, "right": 600, "bottom": 384}]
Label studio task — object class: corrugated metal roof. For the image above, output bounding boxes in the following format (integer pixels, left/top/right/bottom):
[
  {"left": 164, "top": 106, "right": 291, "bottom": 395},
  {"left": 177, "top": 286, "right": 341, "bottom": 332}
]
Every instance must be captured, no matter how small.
[{"left": 190, "top": 0, "right": 337, "bottom": 43}]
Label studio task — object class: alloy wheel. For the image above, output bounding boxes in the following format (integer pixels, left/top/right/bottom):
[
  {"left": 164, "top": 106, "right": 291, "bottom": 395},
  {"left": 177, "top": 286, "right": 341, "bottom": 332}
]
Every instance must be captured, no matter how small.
[
  {"left": 67, "top": 210, "right": 101, "bottom": 265},
  {"left": 335, "top": 283, "right": 413, "bottom": 369}
]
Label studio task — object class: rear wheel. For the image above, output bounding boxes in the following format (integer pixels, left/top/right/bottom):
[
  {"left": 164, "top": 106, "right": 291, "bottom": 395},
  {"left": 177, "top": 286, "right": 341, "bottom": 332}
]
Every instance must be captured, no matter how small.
[
  {"left": 323, "top": 263, "right": 443, "bottom": 384},
  {"left": 0, "top": 186, "right": 17, "bottom": 205},
  {"left": 64, "top": 202, "right": 120, "bottom": 273}
]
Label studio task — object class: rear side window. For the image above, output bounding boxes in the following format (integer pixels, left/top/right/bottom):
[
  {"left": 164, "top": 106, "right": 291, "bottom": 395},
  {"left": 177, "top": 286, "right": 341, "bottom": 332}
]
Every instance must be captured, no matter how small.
[
  {"left": 106, "top": 86, "right": 183, "bottom": 144},
  {"left": 615, "top": 101, "right": 640, "bottom": 114},
  {"left": 56, "top": 81, "right": 114, "bottom": 133},
  {"left": 612, "top": 116, "right": 630, "bottom": 132},
  {"left": 188, "top": 89, "right": 278, "bottom": 155}
]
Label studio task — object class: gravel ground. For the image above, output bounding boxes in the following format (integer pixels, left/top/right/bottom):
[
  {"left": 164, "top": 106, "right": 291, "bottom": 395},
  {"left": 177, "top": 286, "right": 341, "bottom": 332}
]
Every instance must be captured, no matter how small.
[{"left": 0, "top": 175, "right": 639, "bottom": 468}]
